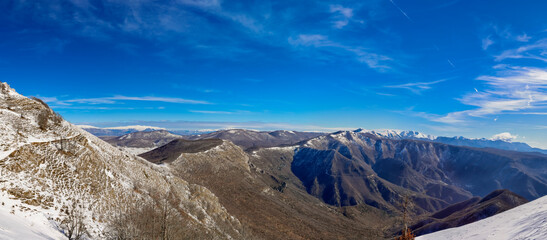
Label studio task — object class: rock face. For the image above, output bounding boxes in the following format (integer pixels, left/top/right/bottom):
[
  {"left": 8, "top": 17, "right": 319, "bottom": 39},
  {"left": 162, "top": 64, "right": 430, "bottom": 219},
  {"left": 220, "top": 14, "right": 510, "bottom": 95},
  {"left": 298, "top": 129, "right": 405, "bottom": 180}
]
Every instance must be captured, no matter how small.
[
  {"left": 100, "top": 130, "right": 183, "bottom": 154},
  {"left": 185, "top": 129, "right": 324, "bottom": 151},
  {"left": 291, "top": 131, "right": 547, "bottom": 211},
  {"left": 411, "top": 189, "right": 528, "bottom": 236},
  {"left": 0, "top": 82, "right": 243, "bottom": 239}
]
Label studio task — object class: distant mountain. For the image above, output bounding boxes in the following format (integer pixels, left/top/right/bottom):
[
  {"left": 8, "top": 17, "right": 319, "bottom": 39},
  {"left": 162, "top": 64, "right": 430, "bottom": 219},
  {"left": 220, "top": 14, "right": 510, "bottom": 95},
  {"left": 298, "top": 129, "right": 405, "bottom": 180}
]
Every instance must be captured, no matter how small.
[
  {"left": 184, "top": 129, "right": 325, "bottom": 150},
  {"left": 78, "top": 125, "right": 166, "bottom": 136},
  {"left": 0, "top": 82, "right": 244, "bottom": 239},
  {"left": 356, "top": 128, "right": 436, "bottom": 140},
  {"left": 416, "top": 194, "right": 547, "bottom": 240},
  {"left": 357, "top": 128, "right": 546, "bottom": 155},
  {"left": 411, "top": 189, "right": 528, "bottom": 236},
  {"left": 100, "top": 130, "right": 183, "bottom": 154},
  {"left": 85, "top": 125, "right": 547, "bottom": 155},
  {"left": 433, "top": 136, "right": 547, "bottom": 154},
  {"left": 292, "top": 130, "right": 547, "bottom": 210}
]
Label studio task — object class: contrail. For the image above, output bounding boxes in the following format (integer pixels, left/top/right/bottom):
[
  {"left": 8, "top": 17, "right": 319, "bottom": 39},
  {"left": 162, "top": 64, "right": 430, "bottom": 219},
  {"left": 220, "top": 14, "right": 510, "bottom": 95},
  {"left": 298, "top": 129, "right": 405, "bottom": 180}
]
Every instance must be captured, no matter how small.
[{"left": 389, "top": 0, "right": 413, "bottom": 22}]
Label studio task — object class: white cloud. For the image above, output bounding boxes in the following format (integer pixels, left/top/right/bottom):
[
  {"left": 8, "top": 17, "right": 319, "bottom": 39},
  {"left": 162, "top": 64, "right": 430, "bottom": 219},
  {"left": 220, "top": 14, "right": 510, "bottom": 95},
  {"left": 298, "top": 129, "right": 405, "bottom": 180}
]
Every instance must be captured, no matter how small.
[
  {"left": 288, "top": 34, "right": 328, "bottom": 47},
  {"left": 42, "top": 95, "right": 211, "bottom": 106},
  {"left": 429, "top": 66, "right": 547, "bottom": 124},
  {"left": 288, "top": 34, "right": 392, "bottom": 70},
  {"left": 495, "top": 38, "right": 547, "bottom": 62},
  {"left": 329, "top": 5, "right": 354, "bottom": 29},
  {"left": 384, "top": 79, "right": 445, "bottom": 94},
  {"left": 516, "top": 33, "right": 532, "bottom": 42},
  {"left": 177, "top": 0, "right": 220, "bottom": 8},
  {"left": 189, "top": 110, "right": 235, "bottom": 114},
  {"left": 482, "top": 36, "right": 494, "bottom": 50},
  {"left": 491, "top": 132, "right": 517, "bottom": 142}
]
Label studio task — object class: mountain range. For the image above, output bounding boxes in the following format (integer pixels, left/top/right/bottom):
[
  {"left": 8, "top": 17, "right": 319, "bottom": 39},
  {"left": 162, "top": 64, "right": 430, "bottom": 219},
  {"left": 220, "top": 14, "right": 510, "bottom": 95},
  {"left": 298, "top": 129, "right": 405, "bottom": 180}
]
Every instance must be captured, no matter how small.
[
  {"left": 82, "top": 126, "right": 547, "bottom": 155},
  {"left": 2, "top": 81, "right": 546, "bottom": 239}
]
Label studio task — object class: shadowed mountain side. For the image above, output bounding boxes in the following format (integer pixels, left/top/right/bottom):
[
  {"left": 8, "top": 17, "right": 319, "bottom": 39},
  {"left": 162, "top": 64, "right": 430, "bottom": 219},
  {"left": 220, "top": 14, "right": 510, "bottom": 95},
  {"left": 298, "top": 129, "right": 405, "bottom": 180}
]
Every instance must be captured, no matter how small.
[
  {"left": 139, "top": 139, "right": 223, "bottom": 164},
  {"left": 293, "top": 131, "right": 547, "bottom": 208},
  {"left": 410, "top": 189, "right": 528, "bottom": 236},
  {"left": 291, "top": 147, "right": 450, "bottom": 213}
]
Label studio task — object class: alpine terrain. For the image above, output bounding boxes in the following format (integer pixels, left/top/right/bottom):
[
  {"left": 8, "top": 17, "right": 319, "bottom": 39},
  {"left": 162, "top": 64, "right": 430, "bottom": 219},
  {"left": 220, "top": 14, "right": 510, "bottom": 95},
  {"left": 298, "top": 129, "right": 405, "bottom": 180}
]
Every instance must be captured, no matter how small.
[{"left": 0, "top": 82, "right": 246, "bottom": 239}]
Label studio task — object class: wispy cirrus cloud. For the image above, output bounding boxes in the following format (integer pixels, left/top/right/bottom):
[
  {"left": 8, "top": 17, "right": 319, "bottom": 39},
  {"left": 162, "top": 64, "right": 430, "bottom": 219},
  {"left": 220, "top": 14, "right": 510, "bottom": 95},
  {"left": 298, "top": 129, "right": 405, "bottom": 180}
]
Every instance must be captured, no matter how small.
[
  {"left": 189, "top": 110, "right": 248, "bottom": 114},
  {"left": 482, "top": 35, "right": 494, "bottom": 50},
  {"left": 41, "top": 95, "right": 211, "bottom": 106},
  {"left": 288, "top": 34, "right": 392, "bottom": 70},
  {"left": 429, "top": 65, "right": 547, "bottom": 124},
  {"left": 384, "top": 79, "right": 445, "bottom": 94},
  {"left": 495, "top": 38, "right": 547, "bottom": 62},
  {"left": 516, "top": 33, "right": 532, "bottom": 42},
  {"left": 329, "top": 5, "right": 354, "bottom": 29}
]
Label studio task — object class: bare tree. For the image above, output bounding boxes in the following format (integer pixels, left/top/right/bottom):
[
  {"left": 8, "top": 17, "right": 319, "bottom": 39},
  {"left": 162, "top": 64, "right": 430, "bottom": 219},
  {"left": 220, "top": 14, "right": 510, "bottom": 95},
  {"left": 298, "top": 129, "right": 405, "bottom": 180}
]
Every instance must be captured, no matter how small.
[
  {"left": 61, "top": 200, "right": 88, "bottom": 240},
  {"left": 106, "top": 190, "right": 193, "bottom": 240}
]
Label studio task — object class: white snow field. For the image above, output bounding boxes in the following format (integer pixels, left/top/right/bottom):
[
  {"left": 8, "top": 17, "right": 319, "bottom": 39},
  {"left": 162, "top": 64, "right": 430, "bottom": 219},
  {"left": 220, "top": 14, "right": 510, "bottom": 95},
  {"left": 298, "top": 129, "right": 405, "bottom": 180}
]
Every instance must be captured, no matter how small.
[
  {"left": 0, "top": 192, "right": 66, "bottom": 240},
  {"left": 417, "top": 195, "right": 547, "bottom": 240}
]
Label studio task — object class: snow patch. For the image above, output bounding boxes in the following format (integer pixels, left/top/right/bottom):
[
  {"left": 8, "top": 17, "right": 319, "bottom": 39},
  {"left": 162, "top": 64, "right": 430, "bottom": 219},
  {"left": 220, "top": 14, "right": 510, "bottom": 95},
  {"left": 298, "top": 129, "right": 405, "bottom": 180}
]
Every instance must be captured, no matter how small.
[{"left": 0, "top": 191, "right": 66, "bottom": 240}]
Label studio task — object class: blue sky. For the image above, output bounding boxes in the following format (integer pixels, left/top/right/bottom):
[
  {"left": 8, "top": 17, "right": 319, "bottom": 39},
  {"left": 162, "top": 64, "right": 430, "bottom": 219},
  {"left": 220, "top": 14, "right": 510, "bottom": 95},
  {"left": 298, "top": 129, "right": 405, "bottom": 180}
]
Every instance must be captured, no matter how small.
[{"left": 1, "top": 0, "right": 546, "bottom": 148}]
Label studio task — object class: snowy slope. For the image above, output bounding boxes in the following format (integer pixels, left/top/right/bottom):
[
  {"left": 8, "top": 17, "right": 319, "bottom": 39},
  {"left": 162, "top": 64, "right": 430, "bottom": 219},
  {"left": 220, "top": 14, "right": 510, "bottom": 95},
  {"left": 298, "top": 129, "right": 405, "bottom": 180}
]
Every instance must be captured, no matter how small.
[
  {"left": 417, "top": 195, "right": 547, "bottom": 240},
  {"left": 0, "top": 192, "right": 66, "bottom": 240},
  {"left": 0, "top": 82, "right": 244, "bottom": 239}
]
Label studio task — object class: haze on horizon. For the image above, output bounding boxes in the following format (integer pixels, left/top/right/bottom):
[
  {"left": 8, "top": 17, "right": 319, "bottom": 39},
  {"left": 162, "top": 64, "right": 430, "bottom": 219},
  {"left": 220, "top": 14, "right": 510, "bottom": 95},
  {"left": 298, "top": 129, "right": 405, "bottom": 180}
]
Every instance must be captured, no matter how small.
[{"left": 0, "top": 0, "right": 546, "bottom": 148}]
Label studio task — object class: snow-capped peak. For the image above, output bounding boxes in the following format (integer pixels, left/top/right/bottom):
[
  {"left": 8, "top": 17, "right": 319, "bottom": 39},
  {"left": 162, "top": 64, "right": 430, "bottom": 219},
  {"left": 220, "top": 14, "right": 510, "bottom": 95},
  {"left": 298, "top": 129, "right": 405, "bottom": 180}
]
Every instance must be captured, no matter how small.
[{"left": 356, "top": 128, "right": 436, "bottom": 140}]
